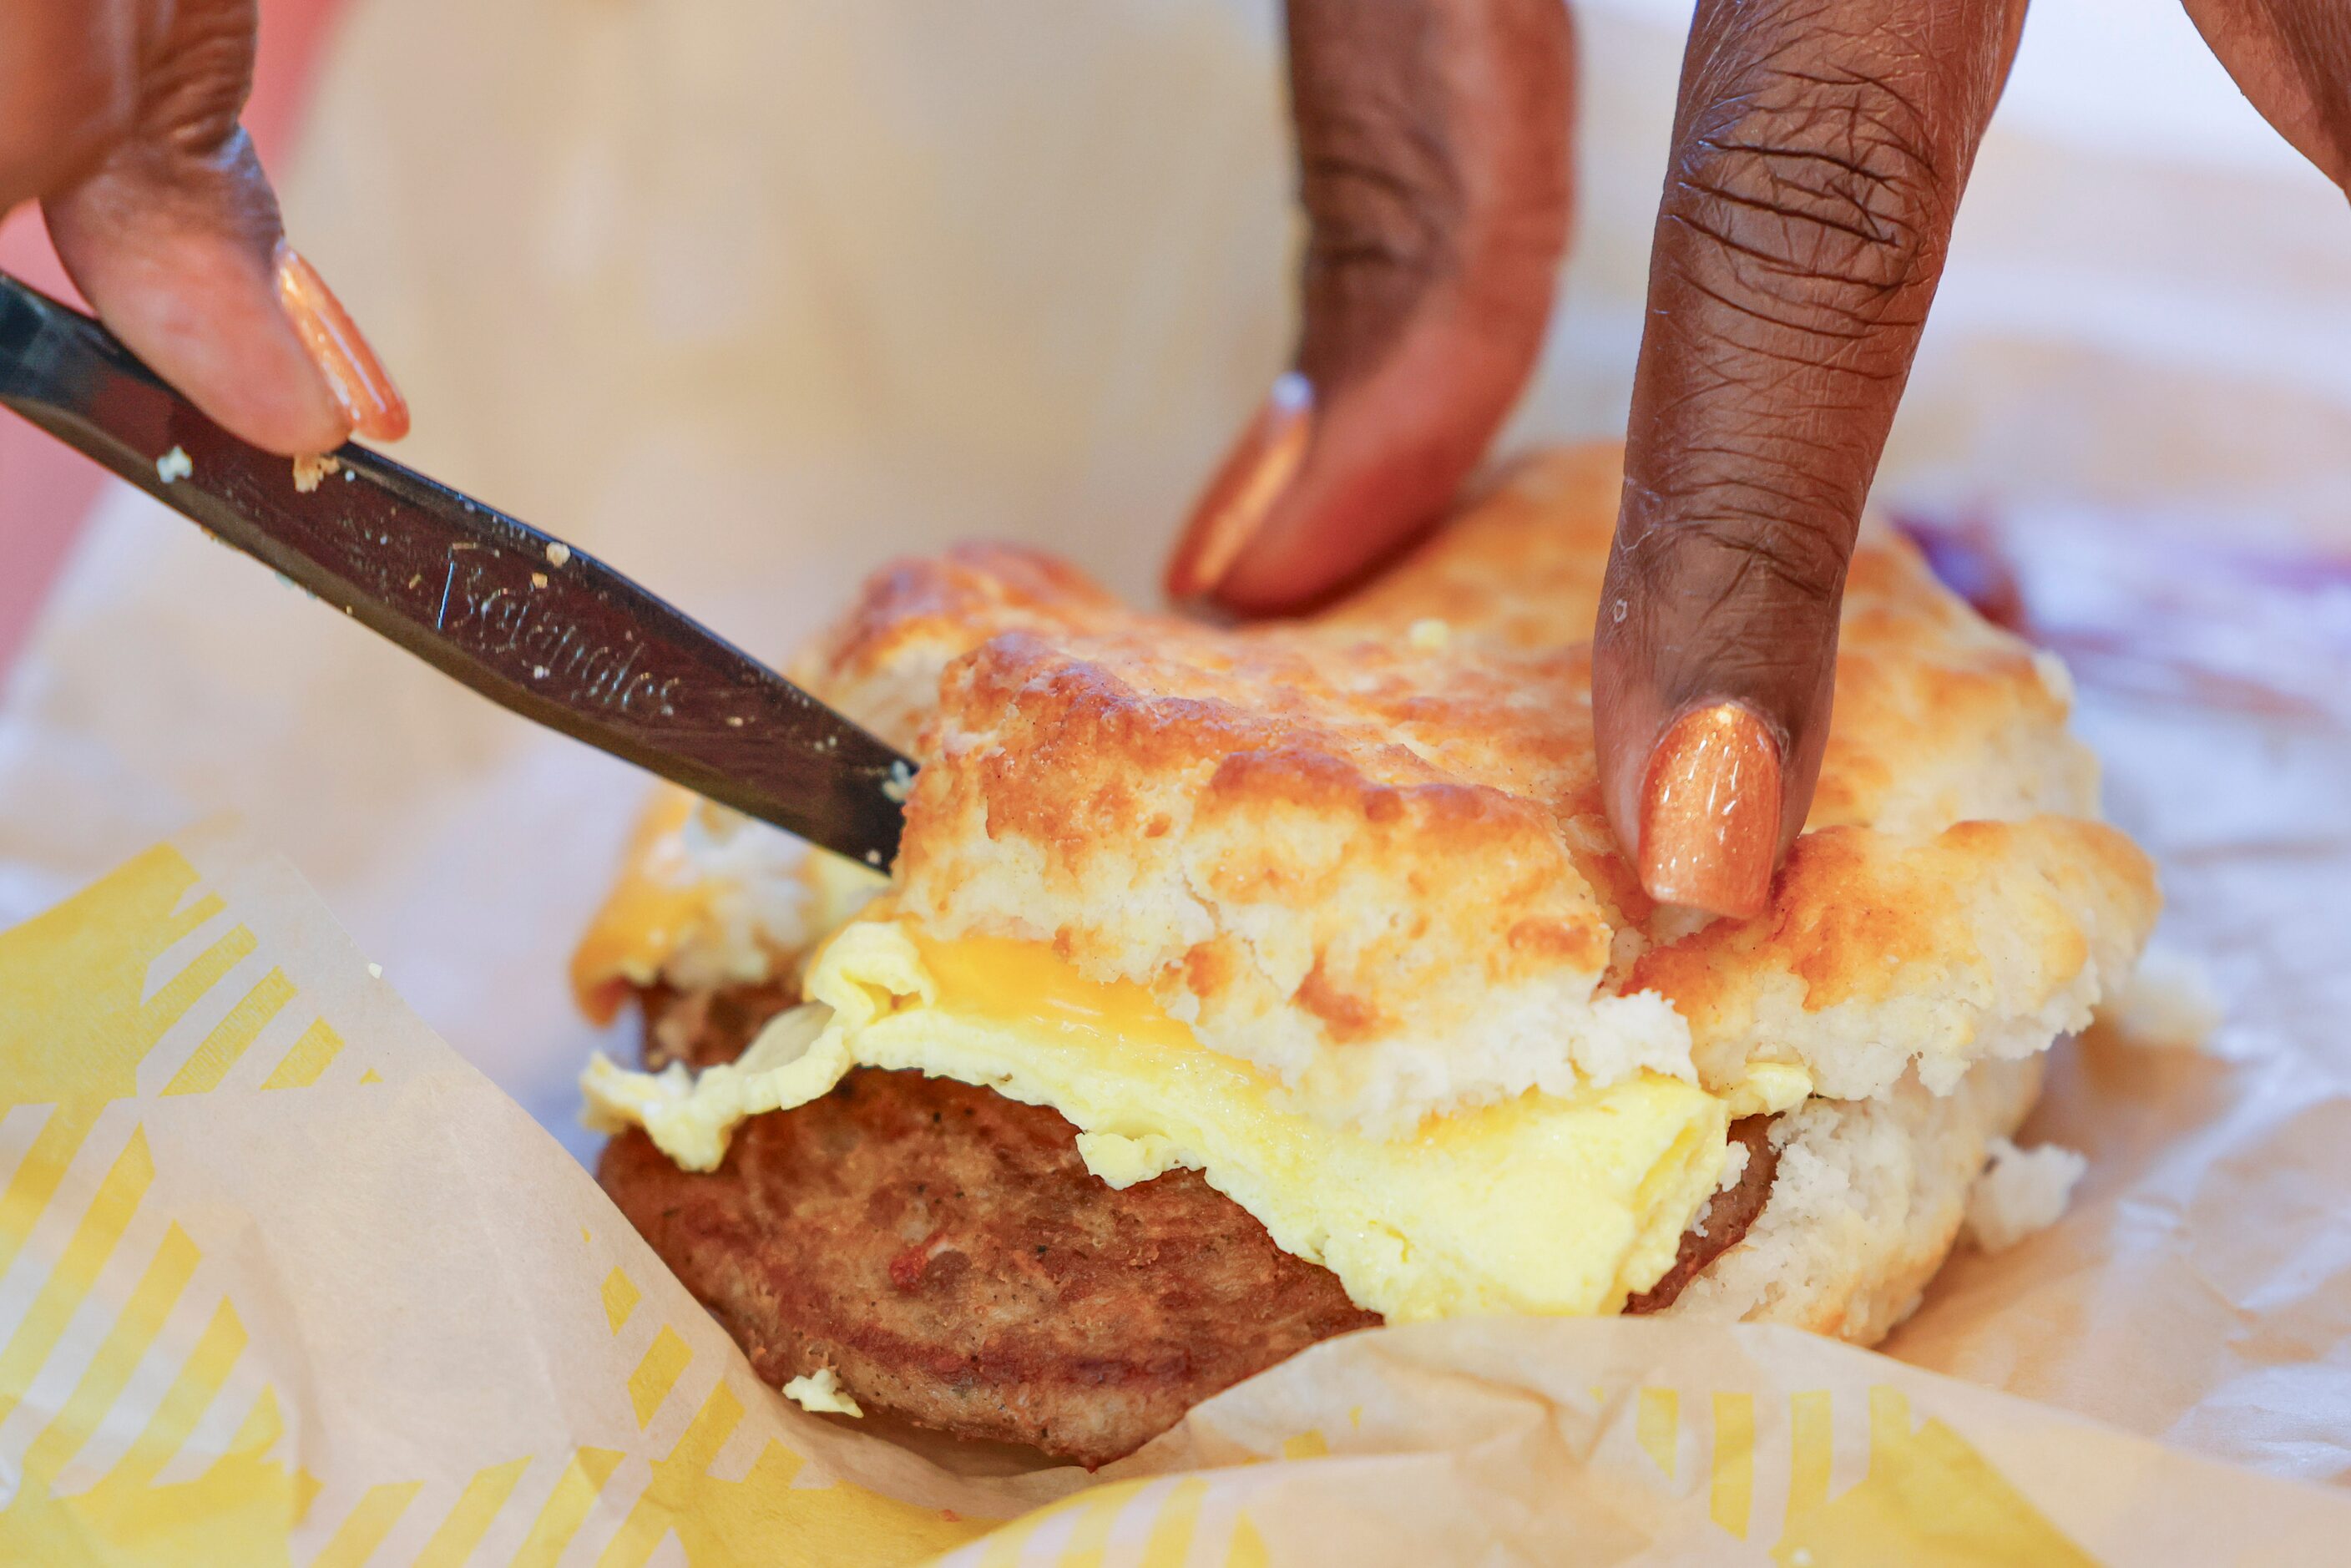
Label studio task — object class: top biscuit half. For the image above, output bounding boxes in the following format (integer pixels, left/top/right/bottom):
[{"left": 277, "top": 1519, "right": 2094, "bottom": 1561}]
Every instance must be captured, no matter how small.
[{"left": 600, "top": 443, "right": 2159, "bottom": 1131}]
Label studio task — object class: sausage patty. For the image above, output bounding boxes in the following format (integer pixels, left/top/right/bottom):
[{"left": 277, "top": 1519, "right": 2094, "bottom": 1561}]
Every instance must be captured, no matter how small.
[
  {"left": 604, "top": 990, "right": 1377, "bottom": 1466},
  {"left": 600, "top": 984, "right": 1770, "bottom": 1465},
  {"left": 1623, "top": 1115, "right": 1779, "bottom": 1314}
]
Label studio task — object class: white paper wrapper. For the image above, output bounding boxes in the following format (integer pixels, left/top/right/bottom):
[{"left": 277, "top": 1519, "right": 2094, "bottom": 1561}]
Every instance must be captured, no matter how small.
[{"left": 5, "top": 817, "right": 2348, "bottom": 1564}]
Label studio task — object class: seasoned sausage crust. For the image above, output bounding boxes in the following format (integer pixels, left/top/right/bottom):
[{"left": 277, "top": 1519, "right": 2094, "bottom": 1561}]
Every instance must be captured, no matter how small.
[
  {"left": 602, "top": 995, "right": 1376, "bottom": 1468},
  {"left": 603, "top": 984, "right": 1777, "bottom": 1465}
]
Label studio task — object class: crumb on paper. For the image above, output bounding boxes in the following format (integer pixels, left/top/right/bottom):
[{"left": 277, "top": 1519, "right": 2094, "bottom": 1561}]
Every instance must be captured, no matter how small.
[
  {"left": 292, "top": 453, "right": 341, "bottom": 493},
  {"left": 2095, "top": 946, "right": 2223, "bottom": 1051},
  {"left": 782, "top": 1367, "right": 862, "bottom": 1418},
  {"left": 545, "top": 542, "right": 572, "bottom": 568},
  {"left": 1964, "top": 1137, "right": 2086, "bottom": 1253},
  {"left": 531, "top": 572, "right": 549, "bottom": 589},
  {"left": 882, "top": 759, "right": 916, "bottom": 804},
  {"left": 1407, "top": 618, "right": 1452, "bottom": 651},
  {"left": 155, "top": 446, "right": 192, "bottom": 483},
  {"left": 367, "top": 963, "right": 382, "bottom": 980}
]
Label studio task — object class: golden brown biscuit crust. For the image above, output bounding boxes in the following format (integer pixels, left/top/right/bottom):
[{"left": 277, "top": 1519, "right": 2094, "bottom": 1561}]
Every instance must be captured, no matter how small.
[{"left": 786, "top": 444, "right": 2155, "bottom": 1121}]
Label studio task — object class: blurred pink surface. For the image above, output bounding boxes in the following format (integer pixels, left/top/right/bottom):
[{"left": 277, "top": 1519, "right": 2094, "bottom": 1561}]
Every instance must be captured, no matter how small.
[{"left": 0, "top": 0, "right": 345, "bottom": 681}]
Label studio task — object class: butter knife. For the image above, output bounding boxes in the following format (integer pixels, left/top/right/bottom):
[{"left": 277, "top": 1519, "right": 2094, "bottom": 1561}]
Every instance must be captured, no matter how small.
[{"left": 0, "top": 271, "right": 911, "bottom": 869}]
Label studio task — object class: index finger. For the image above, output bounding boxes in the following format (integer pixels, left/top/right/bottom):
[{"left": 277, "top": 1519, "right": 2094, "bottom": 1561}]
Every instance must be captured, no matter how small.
[{"left": 1591, "top": 0, "right": 2025, "bottom": 917}]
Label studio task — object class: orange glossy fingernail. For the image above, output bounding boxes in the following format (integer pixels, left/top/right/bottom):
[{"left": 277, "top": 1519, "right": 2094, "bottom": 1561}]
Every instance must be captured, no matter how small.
[
  {"left": 274, "top": 242, "right": 408, "bottom": 442},
  {"left": 1637, "top": 702, "right": 1782, "bottom": 919},
  {"left": 1166, "top": 372, "right": 1312, "bottom": 600}
]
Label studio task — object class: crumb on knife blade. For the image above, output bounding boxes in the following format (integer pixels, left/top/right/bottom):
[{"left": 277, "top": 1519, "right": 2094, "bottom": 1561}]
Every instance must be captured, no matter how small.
[{"left": 293, "top": 453, "right": 342, "bottom": 493}]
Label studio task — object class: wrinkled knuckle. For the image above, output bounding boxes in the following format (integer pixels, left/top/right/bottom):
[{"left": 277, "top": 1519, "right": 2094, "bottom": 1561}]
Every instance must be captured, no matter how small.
[
  {"left": 1637, "top": 505, "right": 1851, "bottom": 693},
  {"left": 1635, "top": 486, "right": 1854, "bottom": 615},
  {"left": 1695, "top": 511, "right": 1853, "bottom": 610},
  {"left": 1294, "top": 89, "right": 1469, "bottom": 387},
  {"left": 137, "top": 5, "right": 257, "bottom": 160},
  {"left": 1665, "top": 58, "right": 1945, "bottom": 337}
]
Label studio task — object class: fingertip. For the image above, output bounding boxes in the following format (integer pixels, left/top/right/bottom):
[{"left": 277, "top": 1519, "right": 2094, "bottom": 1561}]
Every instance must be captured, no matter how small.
[
  {"left": 1205, "top": 342, "right": 1512, "bottom": 617},
  {"left": 44, "top": 134, "right": 407, "bottom": 458},
  {"left": 1590, "top": 561, "right": 1830, "bottom": 918},
  {"left": 1633, "top": 701, "right": 1782, "bottom": 919},
  {"left": 1165, "top": 374, "right": 1314, "bottom": 604},
  {"left": 89, "top": 234, "right": 355, "bottom": 455},
  {"left": 1206, "top": 394, "right": 1483, "bottom": 617},
  {"left": 275, "top": 243, "right": 409, "bottom": 443},
  {"left": 47, "top": 181, "right": 355, "bottom": 456}
]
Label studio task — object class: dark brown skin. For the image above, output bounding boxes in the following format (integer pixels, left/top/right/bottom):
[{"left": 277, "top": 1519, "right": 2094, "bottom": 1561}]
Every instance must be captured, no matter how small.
[
  {"left": 1170, "top": 0, "right": 1575, "bottom": 614},
  {"left": 1593, "top": 0, "right": 2027, "bottom": 865},
  {"left": 1173, "top": 0, "right": 2351, "bottom": 887},
  {"left": 0, "top": 0, "right": 351, "bottom": 453}
]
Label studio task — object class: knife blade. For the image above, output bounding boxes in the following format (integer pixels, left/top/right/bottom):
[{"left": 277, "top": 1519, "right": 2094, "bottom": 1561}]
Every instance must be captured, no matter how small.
[{"left": 0, "top": 271, "right": 912, "bottom": 870}]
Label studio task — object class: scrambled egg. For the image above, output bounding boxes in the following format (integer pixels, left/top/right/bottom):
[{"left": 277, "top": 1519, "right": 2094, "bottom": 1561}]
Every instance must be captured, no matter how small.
[
  {"left": 571, "top": 791, "right": 703, "bottom": 1022},
  {"left": 569, "top": 787, "right": 883, "bottom": 1023},
  {"left": 584, "top": 919, "right": 1812, "bottom": 1323}
]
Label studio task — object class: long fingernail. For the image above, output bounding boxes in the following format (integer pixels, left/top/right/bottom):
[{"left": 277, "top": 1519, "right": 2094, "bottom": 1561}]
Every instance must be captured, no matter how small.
[
  {"left": 1637, "top": 701, "right": 1782, "bottom": 919},
  {"left": 1167, "top": 372, "right": 1313, "bottom": 599},
  {"left": 275, "top": 242, "right": 408, "bottom": 442}
]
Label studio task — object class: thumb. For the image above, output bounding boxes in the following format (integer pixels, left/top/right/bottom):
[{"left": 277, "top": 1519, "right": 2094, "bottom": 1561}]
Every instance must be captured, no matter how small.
[
  {"left": 1166, "top": 0, "right": 1573, "bottom": 615},
  {"left": 41, "top": 0, "right": 404, "bottom": 455}
]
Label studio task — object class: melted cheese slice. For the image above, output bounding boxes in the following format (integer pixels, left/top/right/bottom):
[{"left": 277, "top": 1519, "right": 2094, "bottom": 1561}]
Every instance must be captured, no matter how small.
[
  {"left": 570, "top": 787, "right": 702, "bottom": 1024},
  {"left": 583, "top": 920, "right": 1812, "bottom": 1322},
  {"left": 570, "top": 787, "right": 887, "bottom": 1024}
]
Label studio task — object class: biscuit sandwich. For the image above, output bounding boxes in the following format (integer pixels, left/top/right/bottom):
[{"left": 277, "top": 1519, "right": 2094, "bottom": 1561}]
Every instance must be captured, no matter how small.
[{"left": 574, "top": 443, "right": 2157, "bottom": 1466}]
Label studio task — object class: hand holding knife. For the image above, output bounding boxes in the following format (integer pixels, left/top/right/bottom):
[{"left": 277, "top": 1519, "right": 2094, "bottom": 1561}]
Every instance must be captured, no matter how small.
[{"left": 0, "top": 271, "right": 913, "bottom": 873}]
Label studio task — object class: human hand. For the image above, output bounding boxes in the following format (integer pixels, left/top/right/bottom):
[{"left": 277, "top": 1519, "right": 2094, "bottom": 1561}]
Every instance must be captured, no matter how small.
[
  {"left": 1162, "top": 0, "right": 1575, "bottom": 612},
  {"left": 1, "top": 0, "right": 404, "bottom": 454},
  {"left": 1591, "top": 0, "right": 2351, "bottom": 918}
]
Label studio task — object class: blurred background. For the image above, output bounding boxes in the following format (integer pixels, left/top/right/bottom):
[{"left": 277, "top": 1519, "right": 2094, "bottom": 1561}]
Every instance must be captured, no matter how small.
[
  {"left": 8, "top": 0, "right": 2351, "bottom": 663},
  {"left": 3, "top": 0, "right": 2348, "bottom": 1133}
]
